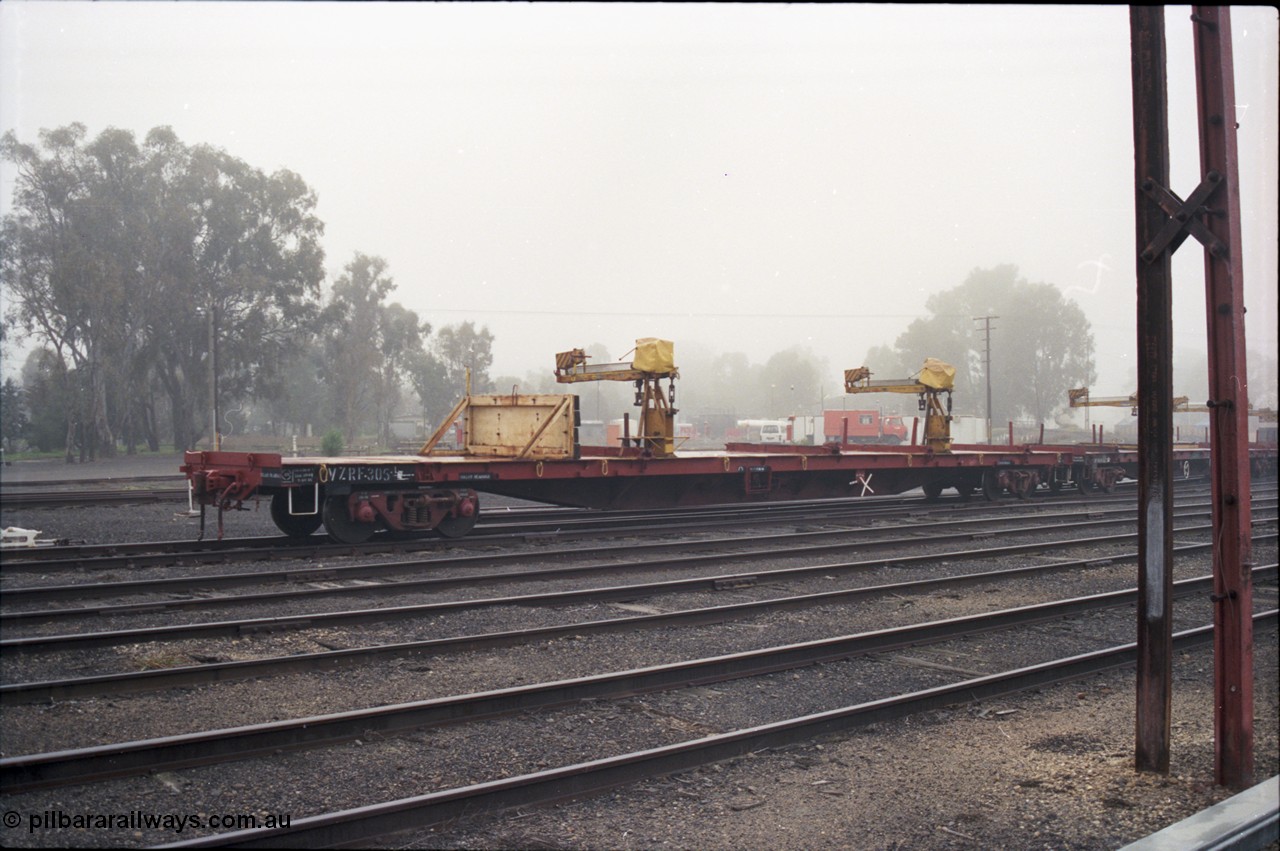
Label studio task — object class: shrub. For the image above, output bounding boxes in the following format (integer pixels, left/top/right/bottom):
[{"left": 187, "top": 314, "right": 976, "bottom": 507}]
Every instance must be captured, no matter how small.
[{"left": 320, "top": 429, "right": 344, "bottom": 456}]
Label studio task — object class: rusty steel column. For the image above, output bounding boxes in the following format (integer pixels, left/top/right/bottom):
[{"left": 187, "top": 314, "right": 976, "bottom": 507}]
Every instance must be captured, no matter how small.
[
  {"left": 1191, "top": 4, "right": 1254, "bottom": 789},
  {"left": 1129, "top": 5, "right": 1175, "bottom": 774}
]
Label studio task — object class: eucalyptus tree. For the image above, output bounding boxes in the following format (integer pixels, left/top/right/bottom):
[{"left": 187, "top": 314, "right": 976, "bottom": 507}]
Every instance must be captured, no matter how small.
[
  {"left": 146, "top": 131, "right": 325, "bottom": 450},
  {"left": 759, "top": 346, "right": 826, "bottom": 417},
  {"left": 890, "top": 265, "right": 1095, "bottom": 425},
  {"left": 17, "top": 348, "right": 70, "bottom": 453},
  {"left": 321, "top": 253, "right": 429, "bottom": 446},
  {"left": 433, "top": 321, "right": 495, "bottom": 394},
  {"left": 0, "top": 124, "right": 132, "bottom": 457},
  {"left": 0, "top": 377, "right": 28, "bottom": 453},
  {"left": 1, "top": 124, "right": 326, "bottom": 452}
]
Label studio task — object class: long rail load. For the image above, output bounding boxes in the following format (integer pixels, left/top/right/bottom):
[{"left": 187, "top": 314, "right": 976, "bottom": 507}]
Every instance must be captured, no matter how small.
[{"left": 180, "top": 344, "right": 1277, "bottom": 543}]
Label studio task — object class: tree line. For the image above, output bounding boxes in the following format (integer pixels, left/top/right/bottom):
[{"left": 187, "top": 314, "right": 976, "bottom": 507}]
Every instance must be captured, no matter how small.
[
  {"left": 3, "top": 125, "right": 1138, "bottom": 459},
  {"left": 1, "top": 124, "right": 493, "bottom": 458},
  {"left": 862, "top": 264, "right": 1097, "bottom": 427}
]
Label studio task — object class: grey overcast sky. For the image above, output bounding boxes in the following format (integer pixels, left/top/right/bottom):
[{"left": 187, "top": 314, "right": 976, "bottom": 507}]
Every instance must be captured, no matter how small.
[{"left": 1, "top": 2, "right": 1276, "bottom": 412}]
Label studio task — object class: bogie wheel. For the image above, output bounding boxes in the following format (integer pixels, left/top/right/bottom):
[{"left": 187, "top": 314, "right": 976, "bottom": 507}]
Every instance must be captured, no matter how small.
[
  {"left": 981, "top": 469, "right": 1003, "bottom": 501},
  {"left": 435, "top": 497, "right": 480, "bottom": 538},
  {"left": 1077, "top": 476, "right": 1094, "bottom": 497},
  {"left": 322, "top": 495, "right": 378, "bottom": 544},
  {"left": 921, "top": 481, "right": 944, "bottom": 501},
  {"left": 270, "top": 492, "right": 324, "bottom": 538},
  {"left": 435, "top": 511, "right": 479, "bottom": 539}
]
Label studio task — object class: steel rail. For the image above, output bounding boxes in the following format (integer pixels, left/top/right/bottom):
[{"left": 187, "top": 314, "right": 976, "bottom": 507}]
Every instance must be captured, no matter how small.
[
  {"left": 0, "top": 487, "right": 190, "bottom": 509},
  {"left": 5, "top": 490, "right": 1186, "bottom": 574},
  {"left": 0, "top": 493, "right": 988, "bottom": 568},
  {"left": 3, "top": 482, "right": 1247, "bottom": 572},
  {"left": 5, "top": 569, "right": 1266, "bottom": 794},
  {"left": 0, "top": 487, "right": 1153, "bottom": 571},
  {"left": 6, "top": 502, "right": 1268, "bottom": 615},
  {"left": 0, "top": 474, "right": 185, "bottom": 489},
  {"left": 156, "top": 611, "right": 1279, "bottom": 849},
  {"left": 0, "top": 521, "right": 1250, "bottom": 652},
  {"left": 3, "top": 542, "right": 1272, "bottom": 707}
]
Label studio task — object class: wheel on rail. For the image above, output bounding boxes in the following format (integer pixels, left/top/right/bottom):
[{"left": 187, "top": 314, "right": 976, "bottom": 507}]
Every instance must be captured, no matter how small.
[
  {"left": 434, "top": 495, "right": 480, "bottom": 538},
  {"left": 981, "top": 469, "right": 1003, "bottom": 501},
  {"left": 270, "top": 492, "right": 324, "bottom": 538},
  {"left": 435, "top": 511, "right": 478, "bottom": 538},
  {"left": 921, "top": 481, "right": 944, "bottom": 502},
  {"left": 322, "top": 495, "right": 378, "bottom": 544}
]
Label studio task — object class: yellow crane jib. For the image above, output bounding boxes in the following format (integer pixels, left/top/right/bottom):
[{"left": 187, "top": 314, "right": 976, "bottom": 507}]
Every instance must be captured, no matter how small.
[
  {"left": 1070, "top": 388, "right": 1191, "bottom": 416},
  {"left": 844, "top": 358, "right": 955, "bottom": 452},
  {"left": 554, "top": 338, "right": 680, "bottom": 457}
]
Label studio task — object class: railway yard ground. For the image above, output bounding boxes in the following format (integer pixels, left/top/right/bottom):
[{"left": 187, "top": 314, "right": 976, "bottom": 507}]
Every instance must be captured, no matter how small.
[{"left": 0, "top": 453, "right": 1277, "bottom": 850}]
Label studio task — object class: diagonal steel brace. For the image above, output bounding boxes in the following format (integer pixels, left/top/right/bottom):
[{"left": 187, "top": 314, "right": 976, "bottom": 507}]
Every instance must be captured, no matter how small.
[{"left": 1139, "top": 171, "right": 1227, "bottom": 262}]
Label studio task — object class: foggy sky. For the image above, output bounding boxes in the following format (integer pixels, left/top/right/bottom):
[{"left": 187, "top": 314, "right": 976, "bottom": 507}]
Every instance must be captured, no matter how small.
[{"left": 2, "top": 2, "right": 1276, "bottom": 422}]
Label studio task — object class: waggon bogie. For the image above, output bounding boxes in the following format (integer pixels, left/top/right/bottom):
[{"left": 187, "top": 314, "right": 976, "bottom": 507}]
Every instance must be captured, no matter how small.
[
  {"left": 1074, "top": 460, "right": 1126, "bottom": 495},
  {"left": 316, "top": 487, "right": 481, "bottom": 544}
]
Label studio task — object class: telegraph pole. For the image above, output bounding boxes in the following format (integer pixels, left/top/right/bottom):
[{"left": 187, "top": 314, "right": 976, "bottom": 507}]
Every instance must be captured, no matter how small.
[{"left": 974, "top": 316, "right": 997, "bottom": 443}]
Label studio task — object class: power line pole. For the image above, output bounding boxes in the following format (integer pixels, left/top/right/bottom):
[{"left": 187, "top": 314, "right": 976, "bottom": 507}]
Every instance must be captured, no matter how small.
[{"left": 974, "top": 315, "right": 998, "bottom": 443}]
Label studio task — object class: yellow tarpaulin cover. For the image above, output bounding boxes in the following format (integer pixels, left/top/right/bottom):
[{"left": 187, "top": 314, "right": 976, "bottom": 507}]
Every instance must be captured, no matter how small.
[
  {"left": 632, "top": 338, "right": 675, "bottom": 373},
  {"left": 918, "top": 358, "right": 956, "bottom": 391}
]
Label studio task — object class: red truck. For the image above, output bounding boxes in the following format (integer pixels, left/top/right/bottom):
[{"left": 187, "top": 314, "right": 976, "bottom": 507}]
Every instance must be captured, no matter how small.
[{"left": 823, "top": 409, "right": 908, "bottom": 445}]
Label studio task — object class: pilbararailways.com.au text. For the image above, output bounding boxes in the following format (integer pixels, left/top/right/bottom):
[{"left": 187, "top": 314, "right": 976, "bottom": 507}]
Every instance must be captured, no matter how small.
[{"left": 5, "top": 809, "right": 291, "bottom": 835}]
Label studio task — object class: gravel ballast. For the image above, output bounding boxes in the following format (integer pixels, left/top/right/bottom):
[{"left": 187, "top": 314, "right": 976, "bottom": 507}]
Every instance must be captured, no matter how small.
[{"left": 1, "top": 457, "right": 1276, "bottom": 849}]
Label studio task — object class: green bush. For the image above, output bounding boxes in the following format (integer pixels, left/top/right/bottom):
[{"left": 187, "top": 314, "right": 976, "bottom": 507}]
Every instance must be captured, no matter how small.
[{"left": 320, "top": 429, "right": 344, "bottom": 456}]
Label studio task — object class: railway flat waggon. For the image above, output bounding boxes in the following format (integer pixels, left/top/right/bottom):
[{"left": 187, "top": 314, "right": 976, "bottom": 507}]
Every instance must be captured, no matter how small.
[{"left": 179, "top": 342, "right": 1272, "bottom": 543}]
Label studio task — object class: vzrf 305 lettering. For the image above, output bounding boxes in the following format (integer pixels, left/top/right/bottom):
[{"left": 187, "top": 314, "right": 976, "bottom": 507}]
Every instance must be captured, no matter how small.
[{"left": 321, "top": 466, "right": 417, "bottom": 484}]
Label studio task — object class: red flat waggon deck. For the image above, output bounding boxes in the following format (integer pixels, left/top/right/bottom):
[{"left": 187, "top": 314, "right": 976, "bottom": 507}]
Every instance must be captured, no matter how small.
[{"left": 179, "top": 439, "right": 1261, "bottom": 543}]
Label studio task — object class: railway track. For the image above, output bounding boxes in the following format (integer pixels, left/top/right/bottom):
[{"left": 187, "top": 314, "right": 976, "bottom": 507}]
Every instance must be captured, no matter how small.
[
  {"left": 5, "top": 491, "right": 1274, "bottom": 637},
  {"left": 159, "top": 615, "right": 1280, "bottom": 849},
  {"left": 0, "top": 475, "right": 189, "bottom": 509},
  {"left": 1, "top": 483, "right": 1275, "bottom": 848},
  {"left": 3, "top": 501, "right": 1274, "bottom": 647},
  {"left": 5, "top": 491, "right": 1269, "bottom": 591},
  {"left": 2, "top": 481, "right": 1262, "bottom": 573},
  {"left": 3, "top": 574, "right": 1272, "bottom": 793}
]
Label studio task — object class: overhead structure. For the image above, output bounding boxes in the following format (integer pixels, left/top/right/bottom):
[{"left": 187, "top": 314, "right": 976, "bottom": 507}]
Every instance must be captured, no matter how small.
[
  {"left": 555, "top": 338, "right": 680, "bottom": 457},
  {"left": 844, "top": 358, "right": 955, "bottom": 452}
]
